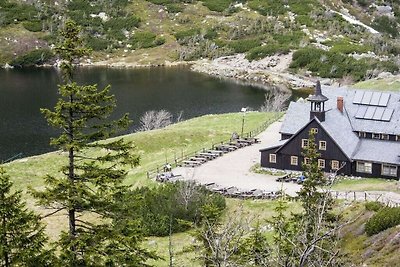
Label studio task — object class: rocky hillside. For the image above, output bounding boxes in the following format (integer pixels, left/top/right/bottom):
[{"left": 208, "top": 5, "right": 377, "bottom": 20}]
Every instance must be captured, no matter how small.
[{"left": 1, "top": 0, "right": 399, "bottom": 83}]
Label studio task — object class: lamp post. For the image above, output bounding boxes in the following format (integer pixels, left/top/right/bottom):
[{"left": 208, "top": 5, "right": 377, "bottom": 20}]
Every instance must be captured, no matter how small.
[{"left": 241, "top": 107, "right": 247, "bottom": 137}]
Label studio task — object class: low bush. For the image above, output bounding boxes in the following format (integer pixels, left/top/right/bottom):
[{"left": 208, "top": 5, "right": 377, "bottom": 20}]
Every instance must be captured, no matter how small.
[
  {"left": 103, "top": 15, "right": 140, "bottom": 32},
  {"left": 228, "top": 38, "right": 261, "bottom": 53},
  {"left": 365, "top": 201, "right": 384, "bottom": 212},
  {"left": 372, "top": 16, "right": 399, "bottom": 37},
  {"left": 329, "top": 42, "right": 371, "bottom": 54},
  {"left": 174, "top": 28, "right": 200, "bottom": 44},
  {"left": 130, "top": 31, "right": 164, "bottom": 49},
  {"left": 246, "top": 44, "right": 290, "bottom": 61},
  {"left": 118, "top": 181, "right": 226, "bottom": 236},
  {"left": 22, "top": 20, "right": 42, "bottom": 32},
  {"left": 365, "top": 206, "right": 400, "bottom": 236},
  {"left": 290, "top": 47, "right": 369, "bottom": 81},
  {"left": 86, "top": 36, "right": 110, "bottom": 51},
  {"left": 10, "top": 49, "right": 54, "bottom": 67},
  {"left": 201, "top": 0, "right": 234, "bottom": 12}
]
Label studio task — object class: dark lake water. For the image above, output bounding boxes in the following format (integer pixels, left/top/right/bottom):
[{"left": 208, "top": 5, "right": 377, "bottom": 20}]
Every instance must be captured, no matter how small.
[{"left": 0, "top": 66, "right": 271, "bottom": 161}]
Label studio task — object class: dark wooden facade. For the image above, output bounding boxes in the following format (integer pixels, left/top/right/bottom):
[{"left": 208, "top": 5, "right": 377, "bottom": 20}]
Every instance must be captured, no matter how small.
[{"left": 260, "top": 119, "right": 400, "bottom": 179}]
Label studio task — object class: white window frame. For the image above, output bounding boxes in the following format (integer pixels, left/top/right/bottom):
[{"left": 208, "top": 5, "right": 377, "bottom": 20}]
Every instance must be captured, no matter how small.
[
  {"left": 381, "top": 164, "right": 397, "bottom": 177},
  {"left": 331, "top": 160, "right": 339, "bottom": 170},
  {"left": 372, "top": 133, "right": 380, "bottom": 139},
  {"left": 318, "top": 159, "right": 325, "bottom": 168},
  {"left": 304, "top": 157, "right": 311, "bottom": 165},
  {"left": 301, "top": 139, "right": 309, "bottom": 148},
  {"left": 381, "top": 134, "right": 389, "bottom": 140},
  {"left": 291, "top": 156, "right": 298, "bottom": 166},
  {"left": 269, "top": 154, "right": 276, "bottom": 163},
  {"left": 319, "top": 141, "right": 327, "bottom": 150},
  {"left": 396, "top": 135, "right": 400, "bottom": 141},
  {"left": 356, "top": 161, "right": 372, "bottom": 174}
]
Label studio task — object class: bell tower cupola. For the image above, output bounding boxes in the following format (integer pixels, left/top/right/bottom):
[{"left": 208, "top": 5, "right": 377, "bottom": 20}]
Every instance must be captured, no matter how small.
[{"left": 307, "top": 81, "right": 328, "bottom": 122}]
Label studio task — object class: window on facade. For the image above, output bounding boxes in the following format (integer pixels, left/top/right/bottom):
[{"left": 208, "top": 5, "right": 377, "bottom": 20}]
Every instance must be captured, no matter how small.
[
  {"left": 372, "top": 133, "right": 380, "bottom": 139},
  {"left": 291, "top": 156, "right": 298, "bottom": 166},
  {"left": 269, "top": 154, "right": 276, "bottom": 163},
  {"left": 380, "top": 134, "right": 389, "bottom": 140},
  {"left": 382, "top": 164, "right": 397, "bottom": 177},
  {"left": 397, "top": 135, "right": 400, "bottom": 141},
  {"left": 301, "top": 139, "right": 309, "bottom": 148},
  {"left": 318, "top": 159, "right": 325, "bottom": 168},
  {"left": 356, "top": 161, "right": 372, "bottom": 173},
  {"left": 319, "top": 141, "right": 327, "bottom": 150},
  {"left": 310, "top": 128, "right": 318, "bottom": 134},
  {"left": 304, "top": 157, "right": 311, "bottom": 165},
  {"left": 331, "top": 160, "right": 339, "bottom": 170}
]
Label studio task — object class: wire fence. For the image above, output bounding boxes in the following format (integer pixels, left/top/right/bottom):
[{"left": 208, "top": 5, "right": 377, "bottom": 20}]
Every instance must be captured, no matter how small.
[
  {"left": 146, "top": 113, "right": 282, "bottom": 179},
  {"left": 1, "top": 153, "right": 23, "bottom": 164}
]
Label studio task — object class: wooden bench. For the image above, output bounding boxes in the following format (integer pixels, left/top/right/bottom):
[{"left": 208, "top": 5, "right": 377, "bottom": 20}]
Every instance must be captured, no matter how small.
[
  {"left": 207, "top": 150, "right": 225, "bottom": 155},
  {"left": 182, "top": 160, "right": 201, "bottom": 167},
  {"left": 198, "top": 152, "right": 218, "bottom": 160}
]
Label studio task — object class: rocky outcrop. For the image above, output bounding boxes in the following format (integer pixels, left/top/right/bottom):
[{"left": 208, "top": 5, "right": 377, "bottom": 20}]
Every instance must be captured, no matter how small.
[{"left": 191, "top": 53, "right": 315, "bottom": 90}]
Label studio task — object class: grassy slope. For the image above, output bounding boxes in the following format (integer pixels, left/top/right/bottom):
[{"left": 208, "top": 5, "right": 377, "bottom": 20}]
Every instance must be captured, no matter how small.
[
  {"left": 340, "top": 203, "right": 400, "bottom": 267},
  {"left": 332, "top": 178, "right": 400, "bottom": 193},
  {"left": 352, "top": 77, "right": 400, "bottom": 92},
  {"left": 5, "top": 112, "right": 278, "bottom": 192}
]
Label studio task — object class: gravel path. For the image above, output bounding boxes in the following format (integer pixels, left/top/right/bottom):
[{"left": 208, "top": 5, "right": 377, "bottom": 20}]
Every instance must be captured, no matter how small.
[{"left": 173, "top": 118, "right": 302, "bottom": 196}]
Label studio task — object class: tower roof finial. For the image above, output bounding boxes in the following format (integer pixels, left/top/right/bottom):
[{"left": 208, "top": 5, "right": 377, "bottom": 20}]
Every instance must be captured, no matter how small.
[{"left": 308, "top": 80, "right": 328, "bottom": 102}]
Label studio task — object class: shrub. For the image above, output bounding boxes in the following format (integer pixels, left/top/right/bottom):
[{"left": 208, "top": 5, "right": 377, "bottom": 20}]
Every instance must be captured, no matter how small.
[
  {"left": 201, "top": 0, "right": 234, "bottom": 12},
  {"left": 365, "top": 206, "right": 400, "bottom": 236},
  {"left": 174, "top": 28, "right": 200, "bottom": 43},
  {"left": 246, "top": 44, "right": 290, "bottom": 61},
  {"left": 130, "top": 32, "right": 165, "bottom": 49},
  {"left": 372, "top": 16, "right": 399, "bottom": 37},
  {"left": 248, "top": 0, "right": 286, "bottom": 16},
  {"left": 330, "top": 42, "right": 371, "bottom": 54},
  {"left": 86, "top": 36, "right": 110, "bottom": 51},
  {"left": 228, "top": 38, "right": 261, "bottom": 53},
  {"left": 103, "top": 15, "right": 140, "bottom": 32},
  {"left": 22, "top": 20, "right": 42, "bottom": 32},
  {"left": 365, "top": 201, "right": 384, "bottom": 212},
  {"left": 120, "top": 181, "right": 226, "bottom": 236},
  {"left": 10, "top": 49, "right": 54, "bottom": 67},
  {"left": 290, "top": 47, "right": 369, "bottom": 81}
]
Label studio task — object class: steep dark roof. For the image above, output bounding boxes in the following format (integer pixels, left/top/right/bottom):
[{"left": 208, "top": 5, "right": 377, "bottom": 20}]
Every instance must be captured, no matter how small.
[{"left": 307, "top": 81, "right": 329, "bottom": 102}]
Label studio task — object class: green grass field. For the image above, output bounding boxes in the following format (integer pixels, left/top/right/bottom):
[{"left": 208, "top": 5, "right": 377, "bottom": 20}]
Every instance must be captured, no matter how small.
[
  {"left": 5, "top": 112, "right": 280, "bottom": 192},
  {"left": 332, "top": 178, "right": 400, "bottom": 193},
  {"left": 352, "top": 77, "right": 400, "bottom": 91}
]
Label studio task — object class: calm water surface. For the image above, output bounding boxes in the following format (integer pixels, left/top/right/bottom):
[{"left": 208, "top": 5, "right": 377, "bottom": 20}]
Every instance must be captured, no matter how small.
[{"left": 0, "top": 67, "right": 268, "bottom": 160}]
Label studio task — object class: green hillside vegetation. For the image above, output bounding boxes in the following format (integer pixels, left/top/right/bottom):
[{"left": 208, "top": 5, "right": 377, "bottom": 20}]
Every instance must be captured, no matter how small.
[{"left": 1, "top": 0, "right": 399, "bottom": 81}]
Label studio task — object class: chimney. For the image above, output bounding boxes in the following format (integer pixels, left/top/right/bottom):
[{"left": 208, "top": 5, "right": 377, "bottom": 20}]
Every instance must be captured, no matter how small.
[{"left": 337, "top": 96, "right": 344, "bottom": 113}]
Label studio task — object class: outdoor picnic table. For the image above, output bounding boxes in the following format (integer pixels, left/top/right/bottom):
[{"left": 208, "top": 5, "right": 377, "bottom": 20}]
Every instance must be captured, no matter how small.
[
  {"left": 198, "top": 152, "right": 218, "bottom": 159},
  {"left": 189, "top": 157, "right": 207, "bottom": 163},
  {"left": 206, "top": 150, "right": 225, "bottom": 155},
  {"left": 243, "top": 137, "right": 260, "bottom": 144},
  {"left": 215, "top": 144, "right": 237, "bottom": 152},
  {"left": 229, "top": 141, "right": 247, "bottom": 148},
  {"left": 182, "top": 160, "right": 201, "bottom": 167},
  {"left": 236, "top": 139, "right": 253, "bottom": 145}
]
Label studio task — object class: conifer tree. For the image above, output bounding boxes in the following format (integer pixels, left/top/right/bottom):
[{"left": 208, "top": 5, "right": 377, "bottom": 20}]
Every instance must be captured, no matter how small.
[
  {"left": 32, "top": 20, "right": 152, "bottom": 266},
  {"left": 0, "top": 167, "right": 53, "bottom": 267}
]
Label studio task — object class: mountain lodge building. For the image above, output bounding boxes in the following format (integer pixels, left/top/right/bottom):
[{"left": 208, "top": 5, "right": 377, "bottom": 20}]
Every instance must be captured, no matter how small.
[{"left": 259, "top": 82, "right": 400, "bottom": 179}]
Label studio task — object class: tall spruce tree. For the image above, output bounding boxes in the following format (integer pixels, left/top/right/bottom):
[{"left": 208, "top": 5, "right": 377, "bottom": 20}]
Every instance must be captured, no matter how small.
[
  {"left": 31, "top": 20, "right": 153, "bottom": 266},
  {"left": 0, "top": 167, "right": 53, "bottom": 267}
]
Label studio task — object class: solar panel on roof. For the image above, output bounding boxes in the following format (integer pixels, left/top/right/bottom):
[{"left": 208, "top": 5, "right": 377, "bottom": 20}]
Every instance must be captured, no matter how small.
[
  {"left": 378, "top": 93, "right": 390, "bottom": 107},
  {"left": 372, "top": 107, "right": 385, "bottom": 120},
  {"left": 353, "top": 91, "right": 364, "bottom": 104},
  {"left": 364, "top": 106, "right": 376, "bottom": 119},
  {"left": 370, "top": 92, "right": 382, "bottom": 106},
  {"left": 381, "top": 108, "right": 394, "bottom": 121},
  {"left": 355, "top": 106, "right": 368, "bottom": 118},
  {"left": 361, "top": 91, "right": 373, "bottom": 105}
]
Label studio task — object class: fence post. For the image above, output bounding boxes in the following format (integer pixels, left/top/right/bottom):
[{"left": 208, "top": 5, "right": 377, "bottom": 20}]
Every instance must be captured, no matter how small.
[{"left": 353, "top": 191, "right": 356, "bottom": 201}]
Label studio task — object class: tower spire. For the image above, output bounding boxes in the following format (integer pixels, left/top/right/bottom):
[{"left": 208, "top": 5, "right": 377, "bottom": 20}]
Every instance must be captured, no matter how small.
[{"left": 307, "top": 81, "right": 329, "bottom": 121}]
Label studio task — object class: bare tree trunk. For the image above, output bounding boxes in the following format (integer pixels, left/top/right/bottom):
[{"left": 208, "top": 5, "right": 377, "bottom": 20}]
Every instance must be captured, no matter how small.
[{"left": 68, "top": 97, "right": 76, "bottom": 262}]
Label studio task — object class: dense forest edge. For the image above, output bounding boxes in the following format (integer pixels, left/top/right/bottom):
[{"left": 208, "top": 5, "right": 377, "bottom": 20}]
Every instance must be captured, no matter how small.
[{"left": 0, "top": 0, "right": 400, "bottom": 88}]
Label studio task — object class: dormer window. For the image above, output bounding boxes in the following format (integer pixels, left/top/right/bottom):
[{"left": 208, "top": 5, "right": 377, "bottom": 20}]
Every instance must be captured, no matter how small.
[{"left": 358, "top": 132, "right": 366, "bottom": 138}]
